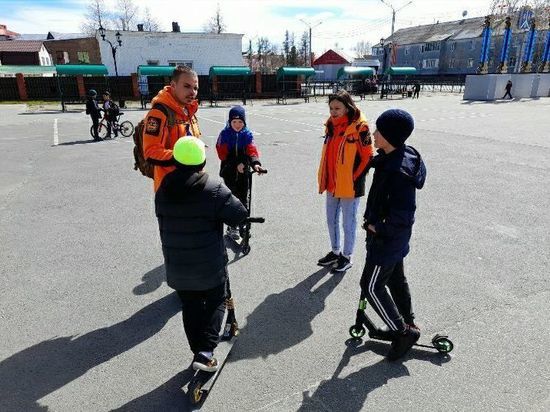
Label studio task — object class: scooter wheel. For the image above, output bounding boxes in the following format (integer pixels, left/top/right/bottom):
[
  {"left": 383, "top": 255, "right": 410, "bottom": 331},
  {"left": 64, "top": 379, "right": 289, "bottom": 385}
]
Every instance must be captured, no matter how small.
[
  {"left": 188, "top": 378, "right": 204, "bottom": 405},
  {"left": 242, "top": 244, "right": 251, "bottom": 255},
  {"left": 432, "top": 335, "right": 454, "bottom": 354},
  {"left": 349, "top": 325, "right": 366, "bottom": 339}
]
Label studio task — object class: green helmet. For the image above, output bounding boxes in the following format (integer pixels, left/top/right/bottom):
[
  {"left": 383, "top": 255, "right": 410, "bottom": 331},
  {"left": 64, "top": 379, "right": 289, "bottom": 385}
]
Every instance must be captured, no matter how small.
[{"left": 173, "top": 136, "right": 206, "bottom": 166}]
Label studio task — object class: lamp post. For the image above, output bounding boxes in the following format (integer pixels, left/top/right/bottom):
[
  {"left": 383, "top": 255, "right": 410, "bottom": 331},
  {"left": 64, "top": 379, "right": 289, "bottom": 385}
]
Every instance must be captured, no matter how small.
[
  {"left": 98, "top": 26, "right": 124, "bottom": 106},
  {"left": 299, "top": 19, "right": 323, "bottom": 67},
  {"left": 380, "top": 0, "right": 413, "bottom": 35}
]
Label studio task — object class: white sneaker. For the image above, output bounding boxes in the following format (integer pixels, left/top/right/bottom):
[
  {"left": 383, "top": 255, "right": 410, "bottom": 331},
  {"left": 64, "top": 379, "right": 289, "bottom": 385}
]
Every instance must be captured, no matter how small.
[{"left": 227, "top": 227, "right": 240, "bottom": 240}]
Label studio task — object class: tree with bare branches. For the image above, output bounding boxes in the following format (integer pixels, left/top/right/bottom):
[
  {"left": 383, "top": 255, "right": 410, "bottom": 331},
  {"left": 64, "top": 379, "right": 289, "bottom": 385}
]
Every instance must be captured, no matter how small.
[
  {"left": 80, "top": 0, "right": 110, "bottom": 35},
  {"left": 204, "top": 3, "right": 226, "bottom": 34},
  {"left": 142, "top": 6, "right": 160, "bottom": 31},
  {"left": 354, "top": 40, "right": 373, "bottom": 58},
  {"left": 114, "top": 0, "right": 139, "bottom": 31}
]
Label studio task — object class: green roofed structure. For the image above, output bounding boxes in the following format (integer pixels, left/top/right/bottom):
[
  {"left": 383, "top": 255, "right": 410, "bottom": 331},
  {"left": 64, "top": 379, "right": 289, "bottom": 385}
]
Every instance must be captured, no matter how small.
[
  {"left": 386, "top": 67, "right": 417, "bottom": 75},
  {"left": 55, "top": 64, "right": 108, "bottom": 76},
  {"left": 208, "top": 66, "right": 252, "bottom": 106},
  {"left": 209, "top": 66, "right": 251, "bottom": 77},
  {"left": 276, "top": 67, "right": 316, "bottom": 80},
  {"left": 0, "top": 65, "right": 56, "bottom": 75},
  {"left": 336, "top": 66, "right": 375, "bottom": 79},
  {"left": 276, "top": 67, "right": 316, "bottom": 104},
  {"left": 137, "top": 65, "right": 176, "bottom": 77}
]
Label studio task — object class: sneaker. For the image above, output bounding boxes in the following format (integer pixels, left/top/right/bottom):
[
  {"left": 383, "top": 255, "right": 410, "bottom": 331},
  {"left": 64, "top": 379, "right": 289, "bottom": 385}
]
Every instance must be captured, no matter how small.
[
  {"left": 333, "top": 254, "right": 352, "bottom": 272},
  {"left": 192, "top": 353, "right": 219, "bottom": 372},
  {"left": 317, "top": 251, "right": 340, "bottom": 266},
  {"left": 386, "top": 325, "right": 421, "bottom": 361},
  {"left": 226, "top": 227, "right": 240, "bottom": 241}
]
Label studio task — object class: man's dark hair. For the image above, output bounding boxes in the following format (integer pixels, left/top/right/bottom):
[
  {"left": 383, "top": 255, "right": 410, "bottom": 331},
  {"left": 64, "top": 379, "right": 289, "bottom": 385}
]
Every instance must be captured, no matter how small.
[{"left": 172, "top": 65, "right": 197, "bottom": 82}]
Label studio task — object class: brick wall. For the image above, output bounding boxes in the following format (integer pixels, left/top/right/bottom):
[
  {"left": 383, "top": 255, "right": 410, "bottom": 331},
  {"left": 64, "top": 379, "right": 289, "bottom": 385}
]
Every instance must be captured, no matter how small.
[{"left": 44, "top": 37, "right": 101, "bottom": 65}]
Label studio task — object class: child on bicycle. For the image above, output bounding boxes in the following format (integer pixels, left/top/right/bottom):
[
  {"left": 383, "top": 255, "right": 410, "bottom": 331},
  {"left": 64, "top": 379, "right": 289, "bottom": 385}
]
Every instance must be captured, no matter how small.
[
  {"left": 216, "top": 106, "right": 264, "bottom": 240},
  {"left": 102, "top": 91, "right": 119, "bottom": 138}
]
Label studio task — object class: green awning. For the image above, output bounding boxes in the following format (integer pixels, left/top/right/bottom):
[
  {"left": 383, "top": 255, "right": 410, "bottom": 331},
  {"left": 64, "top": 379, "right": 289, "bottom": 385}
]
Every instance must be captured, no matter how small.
[
  {"left": 209, "top": 66, "right": 251, "bottom": 77},
  {"left": 0, "top": 65, "right": 56, "bottom": 75},
  {"left": 277, "top": 67, "right": 316, "bottom": 80},
  {"left": 337, "top": 66, "right": 375, "bottom": 79},
  {"left": 386, "top": 67, "right": 417, "bottom": 75},
  {"left": 137, "top": 65, "right": 175, "bottom": 76},
  {"left": 55, "top": 64, "right": 108, "bottom": 75}
]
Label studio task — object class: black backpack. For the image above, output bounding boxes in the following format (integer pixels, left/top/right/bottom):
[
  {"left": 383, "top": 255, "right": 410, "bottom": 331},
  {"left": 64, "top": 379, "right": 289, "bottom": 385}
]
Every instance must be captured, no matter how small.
[{"left": 132, "top": 103, "right": 176, "bottom": 178}]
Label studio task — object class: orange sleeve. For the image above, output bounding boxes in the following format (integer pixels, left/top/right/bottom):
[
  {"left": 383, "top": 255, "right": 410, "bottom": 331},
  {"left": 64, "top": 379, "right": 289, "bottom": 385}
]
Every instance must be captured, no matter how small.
[
  {"left": 142, "top": 108, "right": 173, "bottom": 166},
  {"left": 353, "top": 122, "right": 374, "bottom": 181}
]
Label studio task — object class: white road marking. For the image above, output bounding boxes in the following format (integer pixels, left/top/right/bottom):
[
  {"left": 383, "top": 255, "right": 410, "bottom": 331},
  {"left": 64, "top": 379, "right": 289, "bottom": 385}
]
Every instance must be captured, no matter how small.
[{"left": 53, "top": 118, "right": 59, "bottom": 146}]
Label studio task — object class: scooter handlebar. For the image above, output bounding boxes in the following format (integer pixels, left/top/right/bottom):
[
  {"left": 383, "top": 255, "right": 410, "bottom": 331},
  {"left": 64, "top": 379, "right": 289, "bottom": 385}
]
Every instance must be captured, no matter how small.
[{"left": 246, "top": 217, "right": 265, "bottom": 224}]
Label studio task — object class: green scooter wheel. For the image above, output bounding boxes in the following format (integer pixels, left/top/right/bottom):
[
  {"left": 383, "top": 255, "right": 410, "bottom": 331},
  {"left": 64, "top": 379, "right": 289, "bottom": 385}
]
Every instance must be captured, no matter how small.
[{"left": 349, "top": 325, "right": 366, "bottom": 339}]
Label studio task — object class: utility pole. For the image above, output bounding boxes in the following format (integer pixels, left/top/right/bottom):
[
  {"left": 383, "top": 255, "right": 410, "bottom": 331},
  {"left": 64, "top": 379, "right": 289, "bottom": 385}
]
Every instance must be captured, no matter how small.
[
  {"left": 380, "top": 0, "right": 413, "bottom": 35},
  {"left": 300, "top": 19, "right": 323, "bottom": 66}
]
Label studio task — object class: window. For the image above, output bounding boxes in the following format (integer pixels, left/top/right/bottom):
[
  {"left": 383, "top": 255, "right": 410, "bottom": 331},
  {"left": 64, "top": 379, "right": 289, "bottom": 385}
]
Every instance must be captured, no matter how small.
[
  {"left": 146, "top": 59, "right": 159, "bottom": 65},
  {"left": 405, "top": 46, "right": 410, "bottom": 55},
  {"left": 448, "top": 58, "right": 456, "bottom": 68},
  {"left": 40, "top": 57, "right": 45, "bottom": 65},
  {"left": 168, "top": 60, "right": 193, "bottom": 68},
  {"left": 56, "top": 51, "right": 69, "bottom": 64},
  {"left": 77, "top": 51, "right": 90, "bottom": 64},
  {"left": 509, "top": 56, "right": 517, "bottom": 68},
  {"left": 467, "top": 58, "right": 474, "bottom": 68},
  {"left": 450, "top": 42, "right": 456, "bottom": 52},
  {"left": 470, "top": 40, "right": 475, "bottom": 51},
  {"left": 422, "top": 58, "right": 439, "bottom": 68},
  {"left": 423, "top": 42, "right": 441, "bottom": 52}
]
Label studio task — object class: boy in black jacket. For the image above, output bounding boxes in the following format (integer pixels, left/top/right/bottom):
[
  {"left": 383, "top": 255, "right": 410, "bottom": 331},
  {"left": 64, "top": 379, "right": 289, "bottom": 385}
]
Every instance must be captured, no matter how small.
[
  {"left": 360, "top": 109, "right": 427, "bottom": 361},
  {"left": 155, "top": 136, "right": 247, "bottom": 371}
]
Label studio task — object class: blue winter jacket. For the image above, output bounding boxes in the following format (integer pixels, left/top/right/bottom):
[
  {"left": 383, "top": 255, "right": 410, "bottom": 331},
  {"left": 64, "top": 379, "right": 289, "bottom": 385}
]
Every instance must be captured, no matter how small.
[{"left": 364, "top": 145, "right": 426, "bottom": 265}]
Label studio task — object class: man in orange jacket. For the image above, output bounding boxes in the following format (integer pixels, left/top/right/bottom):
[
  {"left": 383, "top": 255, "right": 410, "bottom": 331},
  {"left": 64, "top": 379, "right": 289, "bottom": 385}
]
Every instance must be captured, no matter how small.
[{"left": 143, "top": 65, "right": 201, "bottom": 192}]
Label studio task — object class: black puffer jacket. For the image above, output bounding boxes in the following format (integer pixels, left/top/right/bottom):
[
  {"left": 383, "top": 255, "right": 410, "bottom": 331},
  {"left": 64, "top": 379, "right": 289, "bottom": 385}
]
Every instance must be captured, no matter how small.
[
  {"left": 364, "top": 145, "right": 426, "bottom": 265},
  {"left": 155, "top": 168, "right": 247, "bottom": 291}
]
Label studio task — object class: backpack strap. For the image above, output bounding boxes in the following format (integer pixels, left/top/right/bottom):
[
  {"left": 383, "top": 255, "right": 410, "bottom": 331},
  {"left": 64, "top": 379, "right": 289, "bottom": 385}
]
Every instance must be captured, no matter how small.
[{"left": 152, "top": 102, "right": 176, "bottom": 128}]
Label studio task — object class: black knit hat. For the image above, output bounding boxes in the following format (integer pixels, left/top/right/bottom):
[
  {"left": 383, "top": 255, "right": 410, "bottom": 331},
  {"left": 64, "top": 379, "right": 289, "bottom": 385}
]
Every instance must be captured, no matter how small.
[
  {"left": 229, "top": 105, "right": 246, "bottom": 126},
  {"left": 375, "top": 109, "right": 415, "bottom": 148}
]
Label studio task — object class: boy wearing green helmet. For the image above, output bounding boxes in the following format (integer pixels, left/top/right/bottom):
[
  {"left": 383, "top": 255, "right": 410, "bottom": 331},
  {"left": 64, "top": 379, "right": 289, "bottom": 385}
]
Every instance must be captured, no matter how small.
[{"left": 155, "top": 137, "right": 247, "bottom": 372}]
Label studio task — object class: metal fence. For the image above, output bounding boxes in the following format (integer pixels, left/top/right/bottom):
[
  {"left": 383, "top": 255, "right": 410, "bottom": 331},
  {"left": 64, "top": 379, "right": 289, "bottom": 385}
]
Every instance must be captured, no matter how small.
[
  {"left": 25, "top": 76, "right": 59, "bottom": 100},
  {"left": 0, "top": 78, "right": 19, "bottom": 100}
]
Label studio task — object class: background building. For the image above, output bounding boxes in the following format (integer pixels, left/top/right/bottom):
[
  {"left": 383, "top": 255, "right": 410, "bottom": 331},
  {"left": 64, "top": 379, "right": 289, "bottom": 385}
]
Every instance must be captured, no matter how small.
[
  {"left": 372, "top": 14, "right": 549, "bottom": 75},
  {"left": 97, "top": 26, "right": 244, "bottom": 76}
]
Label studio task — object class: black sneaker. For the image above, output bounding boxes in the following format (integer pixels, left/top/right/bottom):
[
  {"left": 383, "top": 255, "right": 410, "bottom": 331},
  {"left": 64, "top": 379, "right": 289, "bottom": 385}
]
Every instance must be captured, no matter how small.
[
  {"left": 317, "top": 251, "right": 340, "bottom": 266},
  {"left": 192, "top": 353, "right": 219, "bottom": 372},
  {"left": 333, "top": 254, "right": 352, "bottom": 272},
  {"left": 387, "top": 325, "right": 421, "bottom": 361}
]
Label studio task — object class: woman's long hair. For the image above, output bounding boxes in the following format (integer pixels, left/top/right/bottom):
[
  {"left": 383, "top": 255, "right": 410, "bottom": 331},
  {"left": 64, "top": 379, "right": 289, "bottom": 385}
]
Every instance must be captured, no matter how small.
[{"left": 327, "top": 90, "right": 360, "bottom": 136}]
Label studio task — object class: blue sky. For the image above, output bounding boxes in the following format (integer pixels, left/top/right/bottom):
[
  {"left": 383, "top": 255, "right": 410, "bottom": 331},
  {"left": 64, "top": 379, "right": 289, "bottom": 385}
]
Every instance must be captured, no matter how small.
[{"left": 1, "top": 0, "right": 493, "bottom": 55}]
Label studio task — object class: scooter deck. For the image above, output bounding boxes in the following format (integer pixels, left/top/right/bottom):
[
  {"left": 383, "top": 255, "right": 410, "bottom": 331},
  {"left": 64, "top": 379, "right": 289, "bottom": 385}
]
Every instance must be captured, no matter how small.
[{"left": 187, "top": 337, "right": 236, "bottom": 404}]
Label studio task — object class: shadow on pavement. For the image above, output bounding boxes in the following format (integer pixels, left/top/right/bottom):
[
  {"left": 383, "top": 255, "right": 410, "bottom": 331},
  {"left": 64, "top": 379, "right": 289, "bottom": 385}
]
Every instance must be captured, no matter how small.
[
  {"left": 298, "top": 338, "right": 451, "bottom": 411},
  {"left": 229, "top": 266, "right": 343, "bottom": 362},
  {"left": 0, "top": 292, "right": 180, "bottom": 412}
]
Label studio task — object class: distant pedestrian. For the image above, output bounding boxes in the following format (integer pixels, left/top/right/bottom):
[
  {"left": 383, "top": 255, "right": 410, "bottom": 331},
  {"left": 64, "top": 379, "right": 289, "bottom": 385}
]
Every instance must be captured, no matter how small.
[
  {"left": 413, "top": 81, "right": 420, "bottom": 99},
  {"left": 503, "top": 80, "right": 513, "bottom": 99}
]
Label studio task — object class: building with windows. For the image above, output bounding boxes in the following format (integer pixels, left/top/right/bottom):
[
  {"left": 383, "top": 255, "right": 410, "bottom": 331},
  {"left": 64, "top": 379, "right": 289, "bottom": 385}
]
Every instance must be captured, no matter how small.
[
  {"left": 97, "top": 27, "right": 244, "bottom": 76},
  {"left": 0, "top": 40, "right": 52, "bottom": 66},
  {"left": 372, "top": 14, "right": 549, "bottom": 75}
]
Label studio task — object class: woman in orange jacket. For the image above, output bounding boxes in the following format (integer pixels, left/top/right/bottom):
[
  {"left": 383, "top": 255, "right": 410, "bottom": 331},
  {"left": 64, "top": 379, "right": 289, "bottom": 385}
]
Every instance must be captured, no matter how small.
[{"left": 317, "top": 91, "right": 374, "bottom": 271}]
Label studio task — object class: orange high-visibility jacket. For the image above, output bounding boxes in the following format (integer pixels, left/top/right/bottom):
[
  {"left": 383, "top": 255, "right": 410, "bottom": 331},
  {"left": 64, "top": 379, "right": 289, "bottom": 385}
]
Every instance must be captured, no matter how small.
[
  {"left": 142, "top": 86, "right": 201, "bottom": 192},
  {"left": 318, "top": 113, "right": 374, "bottom": 198}
]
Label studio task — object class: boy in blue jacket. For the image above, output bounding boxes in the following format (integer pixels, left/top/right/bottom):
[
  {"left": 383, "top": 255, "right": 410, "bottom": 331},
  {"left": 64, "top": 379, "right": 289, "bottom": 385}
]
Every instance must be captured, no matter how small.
[
  {"left": 216, "top": 106, "right": 264, "bottom": 240},
  {"left": 360, "top": 109, "right": 427, "bottom": 361}
]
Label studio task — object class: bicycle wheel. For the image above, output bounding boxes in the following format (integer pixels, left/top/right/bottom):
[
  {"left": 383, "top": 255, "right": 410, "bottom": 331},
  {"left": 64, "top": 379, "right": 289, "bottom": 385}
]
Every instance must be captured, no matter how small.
[
  {"left": 119, "top": 120, "right": 134, "bottom": 137},
  {"left": 98, "top": 122, "right": 109, "bottom": 139}
]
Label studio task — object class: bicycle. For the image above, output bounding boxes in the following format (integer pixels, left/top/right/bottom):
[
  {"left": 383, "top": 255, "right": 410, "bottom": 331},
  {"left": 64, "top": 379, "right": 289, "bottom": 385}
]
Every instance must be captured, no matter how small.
[{"left": 90, "top": 112, "right": 134, "bottom": 140}]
